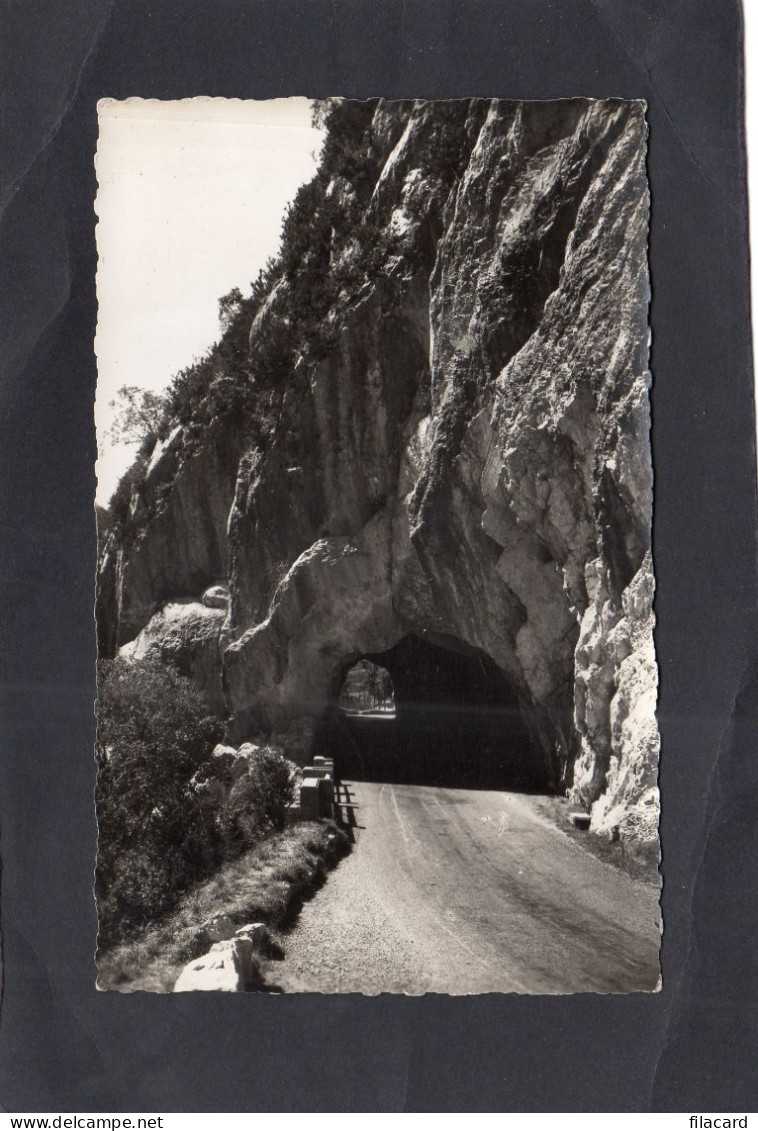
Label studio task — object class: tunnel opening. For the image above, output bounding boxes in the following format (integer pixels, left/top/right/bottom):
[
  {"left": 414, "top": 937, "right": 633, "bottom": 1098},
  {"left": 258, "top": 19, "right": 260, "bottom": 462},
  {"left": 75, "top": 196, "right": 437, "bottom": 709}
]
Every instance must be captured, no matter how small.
[
  {"left": 313, "top": 634, "right": 554, "bottom": 792},
  {"left": 338, "top": 659, "right": 396, "bottom": 715}
]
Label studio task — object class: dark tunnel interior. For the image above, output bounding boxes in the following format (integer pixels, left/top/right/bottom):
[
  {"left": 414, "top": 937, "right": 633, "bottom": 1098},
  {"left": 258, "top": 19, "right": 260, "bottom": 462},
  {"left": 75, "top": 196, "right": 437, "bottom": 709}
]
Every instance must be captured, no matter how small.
[{"left": 313, "top": 634, "right": 554, "bottom": 792}]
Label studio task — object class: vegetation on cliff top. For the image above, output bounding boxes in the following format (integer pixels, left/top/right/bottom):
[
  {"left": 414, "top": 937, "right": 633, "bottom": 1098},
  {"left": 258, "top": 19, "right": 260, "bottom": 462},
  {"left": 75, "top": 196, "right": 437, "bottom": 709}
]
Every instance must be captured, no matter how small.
[
  {"left": 101, "top": 98, "right": 474, "bottom": 543},
  {"left": 102, "top": 100, "right": 387, "bottom": 534}
]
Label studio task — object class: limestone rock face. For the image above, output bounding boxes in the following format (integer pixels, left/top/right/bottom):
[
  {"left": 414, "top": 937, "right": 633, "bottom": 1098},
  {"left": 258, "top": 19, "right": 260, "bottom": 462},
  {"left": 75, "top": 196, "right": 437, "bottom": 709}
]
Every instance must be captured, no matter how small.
[
  {"left": 102, "top": 417, "right": 244, "bottom": 647},
  {"left": 118, "top": 601, "right": 225, "bottom": 713},
  {"left": 99, "top": 99, "right": 658, "bottom": 843},
  {"left": 581, "top": 553, "right": 659, "bottom": 840}
]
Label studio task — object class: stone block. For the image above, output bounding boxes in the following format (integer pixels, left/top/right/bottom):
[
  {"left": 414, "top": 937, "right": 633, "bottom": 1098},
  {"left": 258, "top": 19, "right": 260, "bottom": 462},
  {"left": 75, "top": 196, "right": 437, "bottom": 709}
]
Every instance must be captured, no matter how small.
[
  {"left": 300, "top": 777, "right": 322, "bottom": 820},
  {"left": 318, "top": 776, "right": 335, "bottom": 813},
  {"left": 174, "top": 938, "right": 257, "bottom": 992},
  {"left": 237, "top": 742, "right": 262, "bottom": 759},
  {"left": 300, "top": 775, "right": 334, "bottom": 818},
  {"left": 193, "top": 912, "right": 237, "bottom": 951},
  {"left": 212, "top": 743, "right": 238, "bottom": 759},
  {"left": 234, "top": 922, "right": 270, "bottom": 951}
]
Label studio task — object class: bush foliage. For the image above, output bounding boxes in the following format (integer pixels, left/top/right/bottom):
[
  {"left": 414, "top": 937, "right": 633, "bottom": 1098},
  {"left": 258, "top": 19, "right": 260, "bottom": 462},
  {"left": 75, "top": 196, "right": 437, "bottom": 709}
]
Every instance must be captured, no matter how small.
[
  {"left": 220, "top": 749, "right": 294, "bottom": 853},
  {"left": 104, "top": 385, "right": 166, "bottom": 448},
  {"left": 96, "top": 658, "right": 293, "bottom": 949}
]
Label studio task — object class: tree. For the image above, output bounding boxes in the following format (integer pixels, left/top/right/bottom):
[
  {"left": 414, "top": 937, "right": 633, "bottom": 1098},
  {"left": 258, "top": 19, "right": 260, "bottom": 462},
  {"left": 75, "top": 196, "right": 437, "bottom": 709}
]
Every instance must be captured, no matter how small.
[
  {"left": 218, "top": 287, "right": 244, "bottom": 332},
  {"left": 104, "top": 385, "right": 165, "bottom": 448}
]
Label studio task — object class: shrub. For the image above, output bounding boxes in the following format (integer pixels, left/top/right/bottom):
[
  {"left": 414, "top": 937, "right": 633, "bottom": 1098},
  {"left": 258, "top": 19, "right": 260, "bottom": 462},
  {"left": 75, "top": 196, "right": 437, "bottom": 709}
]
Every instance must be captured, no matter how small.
[
  {"left": 219, "top": 747, "right": 294, "bottom": 853},
  {"left": 317, "top": 99, "right": 380, "bottom": 202},
  {"left": 95, "top": 657, "right": 224, "bottom": 946},
  {"left": 96, "top": 659, "right": 305, "bottom": 952},
  {"left": 162, "top": 355, "right": 216, "bottom": 427}
]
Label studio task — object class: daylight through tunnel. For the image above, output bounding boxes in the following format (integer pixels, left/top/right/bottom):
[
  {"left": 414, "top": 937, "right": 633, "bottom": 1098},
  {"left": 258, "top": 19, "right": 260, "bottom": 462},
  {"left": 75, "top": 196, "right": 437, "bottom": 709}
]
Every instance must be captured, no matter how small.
[{"left": 313, "top": 634, "right": 554, "bottom": 792}]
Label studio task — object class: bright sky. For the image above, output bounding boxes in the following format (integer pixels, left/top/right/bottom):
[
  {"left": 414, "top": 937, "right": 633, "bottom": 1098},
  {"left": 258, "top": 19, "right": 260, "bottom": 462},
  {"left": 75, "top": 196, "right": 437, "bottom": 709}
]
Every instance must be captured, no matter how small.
[{"left": 94, "top": 97, "right": 322, "bottom": 504}]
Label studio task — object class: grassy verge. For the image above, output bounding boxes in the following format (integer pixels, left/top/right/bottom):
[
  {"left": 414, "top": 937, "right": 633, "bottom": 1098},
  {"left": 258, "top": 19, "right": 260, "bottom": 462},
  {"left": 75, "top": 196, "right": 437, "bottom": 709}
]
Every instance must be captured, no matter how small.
[
  {"left": 97, "top": 819, "right": 350, "bottom": 993},
  {"left": 531, "top": 795, "right": 660, "bottom": 885}
]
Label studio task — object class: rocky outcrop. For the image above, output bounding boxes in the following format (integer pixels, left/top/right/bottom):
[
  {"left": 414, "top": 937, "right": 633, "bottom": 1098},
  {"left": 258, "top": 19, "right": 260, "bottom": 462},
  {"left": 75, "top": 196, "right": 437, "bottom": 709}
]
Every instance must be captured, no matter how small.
[
  {"left": 118, "top": 600, "right": 226, "bottom": 712},
  {"left": 202, "top": 584, "right": 229, "bottom": 610},
  {"left": 99, "top": 98, "right": 658, "bottom": 843},
  {"left": 103, "top": 416, "right": 244, "bottom": 647}
]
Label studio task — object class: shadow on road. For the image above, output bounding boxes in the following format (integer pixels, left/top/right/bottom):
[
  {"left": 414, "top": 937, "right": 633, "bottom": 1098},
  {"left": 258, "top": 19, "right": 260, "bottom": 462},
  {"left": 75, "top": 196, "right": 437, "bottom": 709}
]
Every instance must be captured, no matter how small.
[
  {"left": 332, "top": 780, "right": 365, "bottom": 844},
  {"left": 318, "top": 706, "right": 553, "bottom": 795}
]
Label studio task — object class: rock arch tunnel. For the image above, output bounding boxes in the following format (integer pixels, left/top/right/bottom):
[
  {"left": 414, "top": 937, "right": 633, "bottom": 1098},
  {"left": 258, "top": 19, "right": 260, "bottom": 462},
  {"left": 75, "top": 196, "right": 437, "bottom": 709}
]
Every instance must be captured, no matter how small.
[{"left": 312, "top": 633, "right": 555, "bottom": 792}]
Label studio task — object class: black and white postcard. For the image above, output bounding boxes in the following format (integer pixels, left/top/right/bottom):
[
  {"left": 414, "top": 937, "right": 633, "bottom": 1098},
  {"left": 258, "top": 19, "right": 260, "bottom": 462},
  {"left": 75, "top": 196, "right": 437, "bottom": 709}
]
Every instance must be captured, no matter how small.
[{"left": 94, "top": 96, "right": 660, "bottom": 995}]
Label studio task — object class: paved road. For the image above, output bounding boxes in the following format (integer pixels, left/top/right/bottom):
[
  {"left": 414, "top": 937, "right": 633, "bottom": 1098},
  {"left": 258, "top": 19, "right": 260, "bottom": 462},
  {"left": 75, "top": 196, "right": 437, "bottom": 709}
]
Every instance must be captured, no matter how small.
[{"left": 272, "top": 781, "right": 661, "bottom": 995}]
